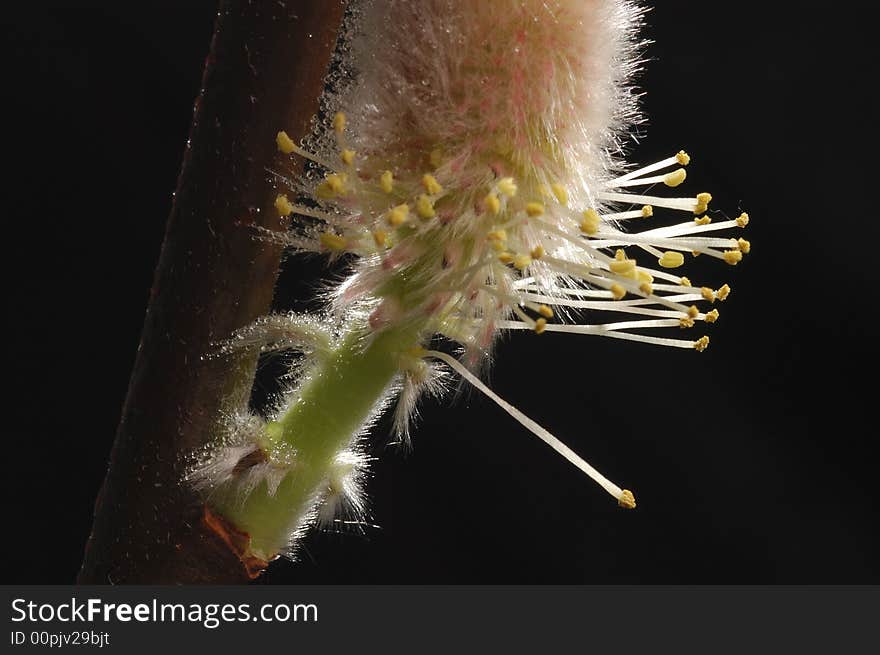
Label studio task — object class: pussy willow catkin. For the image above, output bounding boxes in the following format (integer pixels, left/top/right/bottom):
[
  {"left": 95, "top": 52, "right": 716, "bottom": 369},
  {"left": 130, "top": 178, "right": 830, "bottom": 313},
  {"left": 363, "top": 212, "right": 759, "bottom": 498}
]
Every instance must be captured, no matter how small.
[{"left": 189, "top": 0, "right": 750, "bottom": 564}]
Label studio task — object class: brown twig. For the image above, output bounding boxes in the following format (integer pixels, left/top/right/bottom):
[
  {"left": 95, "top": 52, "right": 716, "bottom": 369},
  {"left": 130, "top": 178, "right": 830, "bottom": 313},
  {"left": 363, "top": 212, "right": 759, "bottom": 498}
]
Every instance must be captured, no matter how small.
[{"left": 78, "top": 0, "right": 345, "bottom": 584}]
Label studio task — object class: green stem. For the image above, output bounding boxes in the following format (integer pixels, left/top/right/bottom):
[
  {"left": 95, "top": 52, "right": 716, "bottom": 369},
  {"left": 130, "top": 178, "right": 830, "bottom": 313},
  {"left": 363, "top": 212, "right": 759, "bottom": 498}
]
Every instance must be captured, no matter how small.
[{"left": 213, "top": 321, "right": 423, "bottom": 559}]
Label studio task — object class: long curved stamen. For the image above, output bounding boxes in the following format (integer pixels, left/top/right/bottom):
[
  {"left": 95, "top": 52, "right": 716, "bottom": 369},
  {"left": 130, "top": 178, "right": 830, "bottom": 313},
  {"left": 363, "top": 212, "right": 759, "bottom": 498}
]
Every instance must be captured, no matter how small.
[{"left": 425, "top": 349, "right": 636, "bottom": 509}]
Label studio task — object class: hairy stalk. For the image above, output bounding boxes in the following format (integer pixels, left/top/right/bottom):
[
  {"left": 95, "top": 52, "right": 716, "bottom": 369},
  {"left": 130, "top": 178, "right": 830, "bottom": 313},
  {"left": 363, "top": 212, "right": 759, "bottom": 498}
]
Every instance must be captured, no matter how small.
[{"left": 212, "top": 322, "right": 424, "bottom": 559}]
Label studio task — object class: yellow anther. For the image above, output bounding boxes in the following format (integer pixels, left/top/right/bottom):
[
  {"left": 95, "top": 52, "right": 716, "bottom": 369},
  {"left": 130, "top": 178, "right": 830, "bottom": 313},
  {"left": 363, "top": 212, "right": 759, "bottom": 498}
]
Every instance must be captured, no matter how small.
[
  {"left": 723, "top": 249, "right": 743, "bottom": 265},
  {"left": 704, "top": 309, "right": 719, "bottom": 323},
  {"left": 701, "top": 287, "right": 716, "bottom": 303},
  {"left": 416, "top": 194, "right": 436, "bottom": 219},
  {"left": 664, "top": 168, "right": 687, "bottom": 187},
  {"left": 276, "top": 130, "right": 296, "bottom": 154},
  {"left": 614, "top": 248, "right": 626, "bottom": 261},
  {"left": 380, "top": 170, "right": 394, "bottom": 194},
  {"left": 498, "top": 177, "right": 517, "bottom": 197},
  {"left": 694, "top": 335, "right": 710, "bottom": 352},
  {"left": 484, "top": 192, "right": 501, "bottom": 215},
  {"left": 534, "top": 318, "right": 548, "bottom": 334},
  {"left": 328, "top": 173, "right": 346, "bottom": 191},
  {"left": 429, "top": 148, "right": 443, "bottom": 169},
  {"left": 676, "top": 150, "right": 691, "bottom": 166},
  {"left": 618, "top": 489, "right": 636, "bottom": 509},
  {"left": 580, "top": 208, "right": 600, "bottom": 235},
  {"left": 737, "top": 238, "right": 751, "bottom": 254},
  {"left": 341, "top": 149, "right": 356, "bottom": 165},
  {"left": 658, "top": 251, "right": 685, "bottom": 268},
  {"left": 513, "top": 254, "right": 532, "bottom": 271},
  {"left": 639, "top": 281, "right": 653, "bottom": 295},
  {"left": 316, "top": 172, "right": 346, "bottom": 199},
  {"left": 422, "top": 174, "right": 443, "bottom": 195},
  {"left": 525, "top": 202, "right": 545, "bottom": 217},
  {"left": 693, "top": 192, "right": 712, "bottom": 215},
  {"left": 610, "top": 259, "right": 636, "bottom": 276},
  {"left": 679, "top": 276, "right": 692, "bottom": 287},
  {"left": 679, "top": 316, "right": 695, "bottom": 328},
  {"left": 687, "top": 305, "right": 699, "bottom": 319},
  {"left": 551, "top": 183, "right": 569, "bottom": 206},
  {"left": 332, "top": 112, "right": 346, "bottom": 133},
  {"left": 694, "top": 215, "right": 712, "bottom": 225},
  {"left": 320, "top": 232, "right": 347, "bottom": 251},
  {"left": 637, "top": 270, "right": 654, "bottom": 284},
  {"left": 538, "top": 304, "right": 554, "bottom": 319},
  {"left": 641, "top": 205, "right": 653, "bottom": 218},
  {"left": 388, "top": 204, "right": 410, "bottom": 227},
  {"left": 487, "top": 229, "right": 507, "bottom": 242},
  {"left": 498, "top": 252, "right": 514, "bottom": 265},
  {"left": 610, "top": 283, "right": 626, "bottom": 300},
  {"left": 692, "top": 250, "right": 701, "bottom": 257},
  {"left": 274, "top": 194, "right": 294, "bottom": 216},
  {"left": 736, "top": 212, "right": 750, "bottom": 227},
  {"left": 530, "top": 245, "right": 545, "bottom": 259},
  {"left": 315, "top": 182, "right": 335, "bottom": 199},
  {"left": 372, "top": 229, "right": 387, "bottom": 248},
  {"left": 491, "top": 240, "right": 506, "bottom": 252},
  {"left": 716, "top": 284, "right": 731, "bottom": 301}
]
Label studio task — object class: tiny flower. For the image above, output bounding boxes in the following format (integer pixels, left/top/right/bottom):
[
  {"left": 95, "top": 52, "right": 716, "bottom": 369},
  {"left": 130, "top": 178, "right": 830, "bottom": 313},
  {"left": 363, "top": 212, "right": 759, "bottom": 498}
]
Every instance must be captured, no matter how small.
[{"left": 193, "top": 0, "right": 752, "bottom": 561}]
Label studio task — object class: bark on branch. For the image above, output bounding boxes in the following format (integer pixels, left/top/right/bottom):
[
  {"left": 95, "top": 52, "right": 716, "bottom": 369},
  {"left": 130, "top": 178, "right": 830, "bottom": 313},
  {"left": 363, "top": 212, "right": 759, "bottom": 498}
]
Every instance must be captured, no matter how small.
[{"left": 78, "top": 0, "right": 345, "bottom": 584}]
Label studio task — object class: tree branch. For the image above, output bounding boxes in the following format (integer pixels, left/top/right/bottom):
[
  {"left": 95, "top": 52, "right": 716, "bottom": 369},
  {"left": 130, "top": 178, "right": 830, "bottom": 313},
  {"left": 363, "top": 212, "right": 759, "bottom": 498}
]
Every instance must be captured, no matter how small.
[{"left": 78, "top": 0, "right": 345, "bottom": 584}]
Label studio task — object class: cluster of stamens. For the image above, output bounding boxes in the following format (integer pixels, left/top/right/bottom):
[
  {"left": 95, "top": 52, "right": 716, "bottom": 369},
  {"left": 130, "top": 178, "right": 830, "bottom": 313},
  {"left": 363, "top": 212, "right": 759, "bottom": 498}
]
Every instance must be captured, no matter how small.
[{"left": 274, "top": 115, "right": 749, "bottom": 361}]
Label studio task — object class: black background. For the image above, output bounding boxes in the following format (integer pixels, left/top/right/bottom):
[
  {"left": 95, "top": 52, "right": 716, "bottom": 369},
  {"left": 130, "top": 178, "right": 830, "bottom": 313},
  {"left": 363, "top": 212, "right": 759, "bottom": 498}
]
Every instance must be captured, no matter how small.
[{"left": 3, "top": 2, "right": 878, "bottom": 584}]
